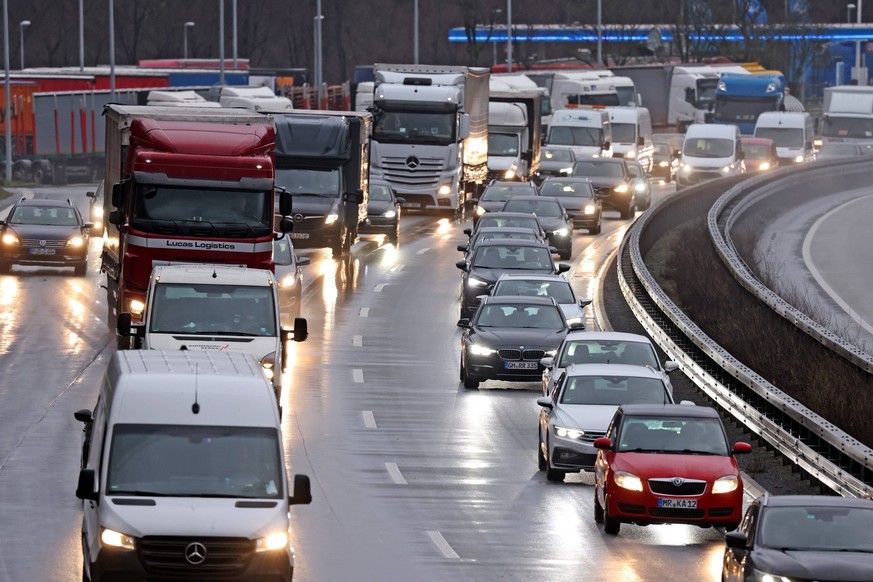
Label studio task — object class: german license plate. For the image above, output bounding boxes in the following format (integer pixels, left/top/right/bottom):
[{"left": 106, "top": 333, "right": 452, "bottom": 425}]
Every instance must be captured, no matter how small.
[
  {"left": 401, "top": 202, "right": 420, "bottom": 208},
  {"left": 657, "top": 498, "right": 697, "bottom": 509},
  {"left": 29, "top": 247, "right": 56, "bottom": 255},
  {"left": 287, "top": 233, "right": 310, "bottom": 239},
  {"left": 506, "top": 361, "right": 538, "bottom": 370}
]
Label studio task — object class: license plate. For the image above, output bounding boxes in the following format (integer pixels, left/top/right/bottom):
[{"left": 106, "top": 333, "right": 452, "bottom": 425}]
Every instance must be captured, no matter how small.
[
  {"left": 401, "top": 202, "right": 420, "bottom": 208},
  {"left": 657, "top": 498, "right": 697, "bottom": 509},
  {"left": 29, "top": 248, "right": 56, "bottom": 255},
  {"left": 287, "top": 233, "right": 310, "bottom": 239},
  {"left": 506, "top": 361, "right": 538, "bottom": 370}
]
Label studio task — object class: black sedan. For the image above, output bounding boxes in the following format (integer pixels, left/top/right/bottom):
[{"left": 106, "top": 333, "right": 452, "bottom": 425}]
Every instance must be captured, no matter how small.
[
  {"left": 651, "top": 141, "right": 679, "bottom": 183},
  {"left": 501, "top": 196, "right": 574, "bottom": 260},
  {"left": 538, "top": 177, "right": 602, "bottom": 234},
  {"left": 457, "top": 226, "right": 544, "bottom": 259},
  {"left": 456, "top": 239, "right": 570, "bottom": 318},
  {"left": 472, "top": 181, "right": 539, "bottom": 227},
  {"left": 464, "top": 211, "right": 547, "bottom": 242},
  {"left": 0, "top": 197, "right": 93, "bottom": 275},
  {"left": 572, "top": 158, "right": 637, "bottom": 219},
  {"left": 534, "top": 146, "right": 576, "bottom": 184},
  {"left": 359, "top": 180, "right": 403, "bottom": 244},
  {"left": 458, "top": 295, "right": 573, "bottom": 390},
  {"left": 723, "top": 495, "right": 873, "bottom": 582}
]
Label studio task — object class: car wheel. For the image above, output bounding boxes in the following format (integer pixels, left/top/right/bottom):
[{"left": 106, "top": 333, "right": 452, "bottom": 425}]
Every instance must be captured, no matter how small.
[
  {"left": 603, "top": 495, "right": 621, "bottom": 535},
  {"left": 0, "top": 260, "right": 10, "bottom": 274},
  {"left": 389, "top": 223, "right": 399, "bottom": 245},
  {"left": 537, "top": 434, "right": 547, "bottom": 471},
  {"left": 559, "top": 246, "right": 571, "bottom": 261},
  {"left": 620, "top": 201, "right": 635, "bottom": 220},
  {"left": 74, "top": 261, "right": 87, "bottom": 276},
  {"left": 32, "top": 164, "right": 45, "bottom": 184},
  {"left": 590, "top": 221, "right": 601, "bottom": 235},
  {"left": 331, "top": 226, "right": 349, "bottom": 258},
  {"left": 463, "top": 373, "right": 479, "bottom": 390},
  {"left": 593, "top": 486, "right": 604, "bottom": 523}
]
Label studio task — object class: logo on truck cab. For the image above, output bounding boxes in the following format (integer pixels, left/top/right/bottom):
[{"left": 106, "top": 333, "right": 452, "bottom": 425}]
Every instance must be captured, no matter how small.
[{"left": 165, "top": 240, "right": 238, "bottom": 251}]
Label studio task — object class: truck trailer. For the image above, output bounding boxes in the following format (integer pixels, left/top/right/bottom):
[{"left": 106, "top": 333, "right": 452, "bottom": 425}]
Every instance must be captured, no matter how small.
[
  {"left": 821, "top": 85, "right": 873, "bottom": 144},
  {"left": 487, "top": 90, "right": 542, "bottom": 182}
]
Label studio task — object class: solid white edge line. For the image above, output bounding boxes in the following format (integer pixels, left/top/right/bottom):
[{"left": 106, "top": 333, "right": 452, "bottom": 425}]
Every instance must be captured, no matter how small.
[
  {"left": 359, "top": 307, "right": 370, "bottom": 317},
  {"left": 353, "top": 369, "right": 364, "bottom": 383},
  {"left": 385, "top": 462, "right": 407, "bottom": 485},
  {"left": 362, "top": 410, "right": 377, "bottom": 429},
  {"left": 353, "top": 335, "right": 363, "bottom": 347},
  {"left": 593, "top": 248, "right": 619, "bottom": 332},
  {"left": 416, "top": 248, "right": 430, "bottom": 254},
  {"left": 426, "top": 530, "right": 460, "bottom": 560}
]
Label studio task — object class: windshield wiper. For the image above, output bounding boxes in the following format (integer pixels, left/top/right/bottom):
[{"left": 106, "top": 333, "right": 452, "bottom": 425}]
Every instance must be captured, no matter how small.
[
  {"left": 182, "top": 331, "right": 262, "bottom": 336},
  {"left": 678, "top": 449, "right": 722, "bottom": 456},
  {"left": 109, "top": 490, "right": 172, "bottom": 497}
]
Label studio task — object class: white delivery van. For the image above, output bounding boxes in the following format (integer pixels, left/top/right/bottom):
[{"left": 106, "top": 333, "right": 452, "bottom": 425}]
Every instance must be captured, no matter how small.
[
  {"left": 75, "top": 350, "right": 312, "bottom": 582},
  {"left": 547, "top": 109, "right": 612, "bottom": 159},
  {"left": 145, "top": 90, "right": 222, "bottom": 108},
  {"left": 220, "top": 86, "right": 294, "bottom": 111},
  {"left": 117, "top": 265, "right": 308, "bottom": 399},
  {"left": 677, "top": 123, "right": 745, "bottom": 186},
  {"left": 604, "top": 106, "right": 654, "bottom": 172},
  {"left": 355, "top": 81, "right": 374, "bottom": 112},
  {"left": 753, "top": 111, "right": 815, "bottom": 165}
]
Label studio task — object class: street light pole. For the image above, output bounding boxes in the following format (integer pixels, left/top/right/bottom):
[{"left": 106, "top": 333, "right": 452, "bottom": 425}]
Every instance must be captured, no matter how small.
[
  {"left": 3, "top": 0, "right": 11, "bottom": 183},
  {"left": 413, "top": 0, "right": 419, "bottom": 64},
  {"left": 109, "top": 0, "right": 115, "bottom": 99},
  {"left": 506, "top": 0, "right": 512, "bottom": 73},
  {"left": 184, "top": 22, "right": 195, "bottom": 60},
  {"left": 78, "top": 0, "right": 84, "bottom": 71},
  {"left": 232, "top": 0, "right": 237, "bottom": 68},
  {"left": 19, "top": 20, "right": 29, "bottom": 70},
  {"left": 315, "top": 0, "right": 323, "bottom": 107},
  {"left": 597, "top": 0, "right": 602, "bottom": 69},
  {"left": 219, "top": 0, "right": 225, "bottom": 85},
  {"left": 848, "top": 3, "right": 856, "bottom": 24}
]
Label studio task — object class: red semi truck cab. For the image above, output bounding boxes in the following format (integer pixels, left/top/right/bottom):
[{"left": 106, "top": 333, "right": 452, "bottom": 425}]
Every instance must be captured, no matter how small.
[{"left": 100, "top": 105, "right": 290, "bottom": 336}]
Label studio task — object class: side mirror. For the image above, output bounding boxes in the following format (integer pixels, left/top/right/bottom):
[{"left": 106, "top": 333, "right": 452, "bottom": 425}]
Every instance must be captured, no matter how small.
[
  {"left": 805, "top": 141, "right": 813, "bottom": 151},
  {"left": 111, "top": 182, "right": 126, "bottom": 208},
  {"left": 540, "top": 356, "right": 554, "bottom": 368},
  {"left": 279, "top": 190, "right": 293, "bottom": 216},
  {"left": 75, "top": 469, "right": 98, "bottom": 501},
  {"left": 288, "top": 474, "right": 312, "bottom": 505},
  {"left": 664, "top": 361, "right": 680, "bottom": 373},
  {"left": 568, "top": 321, "right": 585, "bottom": 330},
  {"left": 83, "top": 222, "right": 95, "bottom": 230},
  {"left": 603, "top": 140, "right": 611, "bottom": 150},
  {"left": 457, "top": 244, "right": 468, "bottom": 252},
  {"left": 469, "top": 198, "right": 479, "bottom": 205},
  {"left": 281, "top": 317, "right": 309, "bottom": 343},
  {"left": 455, "top": 261, "right": 468, "bottom": 271},
  {"left": 108, "top": 210, "right": 124, "bottom": 227},
  {"left": 549, "top": 246, "right": 559, "bottom": 254},
  {"left": 556, "top": 262, "right": 571, "bottom": 274},
  {"left": 117, "top": 312, "right": 132, "bottom": 336},
  {"left": 86, "top": 191, "right": 96, "bottom": 199},
  {"left": 74, "top": 409, "right": 93, "bottom": 424},
  {"left": 463, "top": 228, "right": 472, "bottom": 236},
  {"left": 724, "top": 531, "right": 748, "bottom": 549},
  {"left": 395, "top": 197, "right": 405, "bottom": 205},
  {"left": 456, "top": 318, "right": 470, "bottom": 328},
  {"left": 296, "top": 256, "right": 311, "bottom": 267},
  {"left": 592, "top": 437, "right": 612, "bottom": 450},
  {"left": 580, "top": 298, "right": 593, "bottom": 308},
  {"left": 280, "top": 217, "right": 295, "bottom": 233},
  {"left": 536, "top": 396, "right": 553, "bottom": 409},
  {"left": 459, "top": 113, "right": 471, "bottom": 139},
  {"left": 737, "top": 150, "right": 745, "bottom": 160},
  {"left": 732, "top": 442, "right": 752, "bottom": 455}
]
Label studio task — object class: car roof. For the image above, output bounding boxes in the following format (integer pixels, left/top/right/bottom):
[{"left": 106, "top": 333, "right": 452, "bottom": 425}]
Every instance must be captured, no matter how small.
[
  {"left": 562, "top": 330, "right": 653, "bottom": 343},
  {"left": 741, "top": 137, "right": 775, "bottom": 145},
  {"left": 485, "top": 181, "right": 537, "bottom": 189},
  {"left": 564, "top": 363, "right": 663, "bottom": 379},
  {"left": 618, "top": 403, "right": 719, "bottom": 418},
  {"left": 760, "top": 495, "right": 873, "bottom": 509},
  {"left": 495, "top": 273, "right": 568, "bottom": 283},
  {"left": 478, "top": 211, "right": 543, "bottom": 220},
  {"left": 16, "top": 198, "right": 75, "bottom": 207},
  {"left": 540, "top": 176, "right": 592, "bottom": 184},
  {"left": 475, "top": 226, "right": 540, "bottom": 236},
  {"left": 474, "top": 238, "right": 551, "bottom": 249},
  {"left": 482, "top": 295, "right": 558, "bottom": 307},
  {"left": 576, "top": 157, "right": 624, "bottom": 164}
]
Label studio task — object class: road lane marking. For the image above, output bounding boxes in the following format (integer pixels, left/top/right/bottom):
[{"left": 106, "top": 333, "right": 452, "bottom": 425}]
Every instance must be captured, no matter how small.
[
  {"left": 374, "top": 283, "right": 386, "bottom": 293},
  {"left": 391, "top": 264, "right": 405, "bottom": 272},
  {"left": 362, "top": 410, "right": 377, "bottom": 429},
  {"left": 353, "top": 335, "right": 363, "bottom": 347},
  {"left": 385, "top": 462, "right": 407, "bottom": 485},
  {"left": 359, "top": 307, "right": 369, "bottom": 317},
  {"left": 441, "top": 234, "right": 451, "bottom": 240},
  {"left": 416, "top": 248, "right": 430, "bottom": 254},
  {"left": 426, "top": 531, "right": 460, "bottom": 560},
  {"left": 353, "top": 369, "right": 364, "bottom": 383}
]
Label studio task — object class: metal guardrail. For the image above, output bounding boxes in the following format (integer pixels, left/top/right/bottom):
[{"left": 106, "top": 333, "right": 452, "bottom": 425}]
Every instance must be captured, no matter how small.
[{"left": 618, "top": 171, "right": 873, "bottom": 498}]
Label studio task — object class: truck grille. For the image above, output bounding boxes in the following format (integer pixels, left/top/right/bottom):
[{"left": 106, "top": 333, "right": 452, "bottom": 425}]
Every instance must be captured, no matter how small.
[
  {"left": 381, "top": 155, "right": 444, "bottom": 188},
  {"left": 648, "top": 478, "right": 707, "bottom": 496},
  {"left": 20, "top": 238, "right": 66, "bottom": 248},
  {"left": 138, "top": 536, "right": 254, "bottom": 577}
]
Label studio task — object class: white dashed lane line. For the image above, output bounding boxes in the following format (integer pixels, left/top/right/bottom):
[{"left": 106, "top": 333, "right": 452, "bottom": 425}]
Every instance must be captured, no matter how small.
[
  {"left": 426, "top": 531, "right": 460, "bottom": 560},
  {"left": 353, "top": 369, "right": 364, "bottom": 383},
  {"left": 359, "top": 307, "right": 369, "bottom": 317},
  {"left": 385, "top": 462, "right": 407, "bottom": 485},
  {"left": 362, "top": 411, "right": 377, "bottom": 429}
]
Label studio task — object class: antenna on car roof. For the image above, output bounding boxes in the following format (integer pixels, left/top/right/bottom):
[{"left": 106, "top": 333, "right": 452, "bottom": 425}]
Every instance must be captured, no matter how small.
[
  {"left": 191, "top": 363, "right": 201, "bottom": 414},
  {"left": 66, "top": 198, "right": 72, "bottom": 206}
]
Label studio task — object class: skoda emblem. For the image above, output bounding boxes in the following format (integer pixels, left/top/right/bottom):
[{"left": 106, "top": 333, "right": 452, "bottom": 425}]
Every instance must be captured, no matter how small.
[
  {"left": 672, "top": 477, "right": 684, "bottom": 487},
  {"left": 39, "top": 240, "right": 46, "bottom": 247},
  {"left": 406, "top": 156, "right": 420, "bottom": 169},
  {"left": 293, "top": 213, "right": 304, "bottom": 223},
  {"left": 184, "top": 542, "right": 207, "bottom": 565}
]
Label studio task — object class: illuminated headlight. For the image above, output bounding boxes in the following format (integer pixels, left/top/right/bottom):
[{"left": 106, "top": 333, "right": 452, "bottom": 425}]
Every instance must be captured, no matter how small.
[
  {"left": 544, "top": 349, "right": 556, "bottom": 356},
  {"left": 680, "top": 164, "right": 692, "bottom": 174},
  {"left": 504, "top": 167, "right": 517, "bottom": 180},
  {"left": 750, "top": 569, "right": 793, "bottom": 582},
  {"left": 101, "top": 528, "right": 135, "bottom": 550},
  {"left": 382, "top": 209, "right": 397, "bottom": 218},
  {"left": 93, "top": 206, "right": 104, "bottom": 218},
  {"left": 467, "top": 277, "right": 488, "bottom": 288},
  {"left": 255, "top": 531, "right": 289, "bottom": 553},
  {"left": 711, "top": 475, "right": 739, "bottom": 494},
  {"left": 814, "top": 137, "right": 822, "bottom": 147},
  {"left": 555, "top": 425, "right": 585, "bottom": 440},
  {"left": 279, "top": 274, "right": 296, "bottom": 288},
  {"left": 614, "top": 183, "right": 629, "bottom": 194},
  {"left": 794, "top": 155, "right": 804, "bottom": 163},
  {"left": 475, "top": 205, "right": 487, "bottom": 216},
  {"left": 552, "top": 228, "right": 569, "bottom": 237},
  {"left": 759, "top": 162, "right": 770, "bottom": 171},
  {"left": 438, "top": 184, "right": 452, "bottom": 196},
  {"left": 469, "top": 344, "right": 497, "bottom": 356},
  {"left": 129, "top": 299, "right": 146, "bottom": 316},
  {"left": 625, "top": 149, "right": 636, "bottom": 159},
  {"left": 324, "top": 213, "right": 339, "bottom": 225},
  {"left": 67, "top": 235, "right": 85, "bottom": 248},
  {"left": 720, "top": 164, "right": 734, "bottom": 174},
  {"left": 658, "top": 161, "right": 669, "bottom": 167},
  {"left": 634, "top": 182, "right": 647, "bottom": 193},
  {"left": 560, "top": 166, "right": 573, "bottom": 174},
  {"left": 1, "top": 233, "right": 18, "bottom": 245},
  {"left": 584, "top": 204, "right": 596, "bottom": 215},
  {"left": 614, "top": 471, "right": 643, "bottom": 492},
  {"left": 591, "top": 153, "right": 601, "bottom": 158},
  {"left": 260, "top": 352, "right": 276, "bottom": 380}
]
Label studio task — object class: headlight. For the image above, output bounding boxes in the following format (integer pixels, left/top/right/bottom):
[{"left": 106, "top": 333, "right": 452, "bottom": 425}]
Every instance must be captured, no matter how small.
[
  {"left": 469, "top": 344, "right": 497, "bottom": 356},
  {"left": 584, "top": 205, "right": 596, "bottom": 215},
  {"left": 438, "top": 184, "right": 452, "bottom": 196},
  {"left": 475, "top": 205, "right": 487, "bottom": 216},
  {"left": 794, "top": 155, "right": 804, "bottom": 163},
  {"left": 565, "top": 316, "right": 583, "bottom": 327},
  {"left": 711, "top": 475, "right": 739, "bottom": 494},
  {"left": 467, "top": 277, "right": 488, "bottom": 288},
  {"left": 749, "top": 569, "right": 793, "bottom": 582},
  {"left": 555, "top": 425, "right": 585, "bottom": 440},
  {"left": 101, "top": 528, "right": 135, "bottom": 550},
  {"left": 552, "top": 228, "right": 569, "bottom": 237},
  {"left": 560, "top": 166, "right": 573, "bottom": 174},
  {"left": 613, "top": 470, "right": 643, "bottom": 492},
  {"left": 255, "top": 531, "right": 288, "bottom": 553},
  {"left": 1, "top": 233, "right": 18, "bottom": 245},
  {"left": 634, "top": 182, "right": 646, "bottom": 193},
  {"left": 720, "top": 164, "right": 734, "bottom": 174},
  {"left": 279, "top": 274, "right": 296, "bottom": 288},
  {"left": 680, "top": 164, "right": 692, "bottom": 174},
  {"left": 625, "top": 149, "right": 636, "bottom": 159},
  {"left": 658, "top": 161, "right": 669, "bottom": 167},
  {"left": 759, "top": 162, "right": 770, "bottom": 171},
  {"left": 93, "top": 206, "right": 104, "bottom": 218},
  {"left": 260, "top": 352, "right": 276, "bottom": 380},
  {"left": 129, "top": 299, "right": 146, "bottom": 316},
  {"left": 324, "top": 213, "right": 339, "bottom": 225},
  {"left": 504, "top": 167, "right": 517, "bottom": 180},
  {"left": 67, "top": 235, "right": 85, "bottom": 247},
  {"left": 544, "top": 349, "right": 557, "bottom": 356},
  {"left": 382, "top": 209, "right": 397, "bottom": 218},
  {"left": 614, "top": 183, "right": 629, "bottom": 193}
]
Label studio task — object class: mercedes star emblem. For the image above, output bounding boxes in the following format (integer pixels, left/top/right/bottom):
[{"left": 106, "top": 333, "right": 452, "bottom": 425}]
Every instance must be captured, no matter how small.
[
  {"left": 672, "top": 477, "right": 684, "bottom": 487},
  {"left": 184, "top": 541, "right": 207, "bottom": 565},
  {"left": 293, "top": 213, "right": 304, "bottom": 222},
  {"left": 39, "top": 240, "right": 46, "bottom": 247},
  {"left": 405, "top": 156, "right": 420, "bottom": 169}
]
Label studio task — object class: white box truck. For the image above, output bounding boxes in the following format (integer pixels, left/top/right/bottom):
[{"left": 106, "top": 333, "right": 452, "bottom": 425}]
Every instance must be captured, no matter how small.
[
  {"left": 546, "top": 108, "right": 613, "bottom": 159},
  {"left": 75, "top": 350, "right": 312, "bottom": 582},
  {"left": 821, "top": 85, "right": 873, "bottom": 144},
  {"left": 370, "top": 64, "right": 490, "bottom": 215},
  {"left": 487, "top": 90, "right": 542, "bottom": 182},
  {"left": 603, "top": 106, "right": 655, "bottom": 172}
]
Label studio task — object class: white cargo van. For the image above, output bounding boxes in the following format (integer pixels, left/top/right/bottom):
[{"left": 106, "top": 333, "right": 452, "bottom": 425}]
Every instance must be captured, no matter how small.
[
  {"left": 145, "top": 90, "right": 222, "bottom": 108},
  {"left": 75, "top": 350, "right": 312, "bottom": 582},
  {"left": 546, "top": 109, "right": 612, "bottom": 159},
  {"left": 677, "top": 123, "right": 745, "bottom": 186},
  {"left": 117, "top": 265, "right": 308, "bottom": 398},
  {"left": 220, "top": 86, "right": 294, "bottom": 111},
  {"left": 604, "top": 107, "right": 654, "bottom": 172},
  {"left": 753, "top": 111, "right": 815, "bottom": 165}
]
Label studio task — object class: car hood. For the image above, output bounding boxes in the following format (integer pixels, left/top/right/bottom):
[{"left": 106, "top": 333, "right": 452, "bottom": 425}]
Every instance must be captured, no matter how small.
[
  {"left": 614, "top": 452, "right": 738, "bottom": 479},
  {"left": 554, "top": 404, "right": 617, "bottom": 431},
  {"left": 681, "top": 154, "right": 733, "bottom": 168},
  {"left": 474, "top": 327, "right": 566, "bottom": 348},
  {"left": 289, "top": 194, "right": 339, "bottom": 216},
  {"left": 549, "top": 197, "right": 589, "bottom": 211},
  {"left": 751, "top": 548, "right": 873, "bottom": 581},
  {"left": 366, "top": 200, "right": 393, "bottom": 215},
  {"left": 534, "top": 216, "right": 565, "bottom": 230},
  {"left": 6, "top": 224, "right": 82, "bottom": 238},
  {"left": 478, "top": 200, "right": 511, "bottom": 212},
  {"left": 469, "top": 266, "right": 554, "bottom": 284},
  {"left": 584, "top": 176, "right": 624, "bottom": 189}
]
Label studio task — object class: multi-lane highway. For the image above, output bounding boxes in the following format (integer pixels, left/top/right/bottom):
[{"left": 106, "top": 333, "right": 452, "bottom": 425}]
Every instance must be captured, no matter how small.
[{"left": 0, "top": 180, "right": 780, "bottom": 581}]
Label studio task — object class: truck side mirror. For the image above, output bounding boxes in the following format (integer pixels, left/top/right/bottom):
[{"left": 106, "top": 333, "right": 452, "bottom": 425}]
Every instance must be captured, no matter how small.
[
  {"left": 108, "top": 210, "right": 124, "bottom": 227},
  {"left": 459, "top": 113, "right": 471, "bottom": 140},
  {"left": 86, "top": 191, "right": 96, "bottom": 199},
  {"left": 289, "top": 474, "right": 313, "bottom": 505},
  {"left": 279, "top": 190, "right": 293, "bottom": 216},
  {"left": 292, "top": 317, "right": 308, "bottom": 342},
  {"left": 117, "top": 312, "right": 132, "bottom": 336},
  {"left": 76, "top": 469, "right": 98, "bottom": 501},
  {"left": 342, "top": 190, "right": 364, "bottom": 204},
  {"left": 637, "top": 136, "right": 645, "bottom": 146},
  {"left": 111, "top": 182, "right": 126, "bottom": 208},
  {"left": 280, "top": 217, "right": 294, "bottom": 233},
  {"left": 74, "top": 409, "right": 93, "bottom": 424}
]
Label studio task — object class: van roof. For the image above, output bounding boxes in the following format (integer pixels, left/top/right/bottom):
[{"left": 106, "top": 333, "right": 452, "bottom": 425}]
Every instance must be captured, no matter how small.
[
  {"left": 153, "top": 264, "right": 276, "bottom": 286},
  {"left": 685, "top": 123, "right": 739, "bottom": 137},
  {"left": 106, "top": 351, "right": 278, "bottom": 427}
]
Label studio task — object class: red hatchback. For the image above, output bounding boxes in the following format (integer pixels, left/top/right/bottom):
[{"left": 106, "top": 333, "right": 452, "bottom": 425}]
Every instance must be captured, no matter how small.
[{"left": 593, "top": 404, "right": 751, "bottom": 535}]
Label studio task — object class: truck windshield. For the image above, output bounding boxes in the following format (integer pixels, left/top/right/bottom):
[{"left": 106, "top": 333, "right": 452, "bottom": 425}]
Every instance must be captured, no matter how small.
[
  {"left": 754, "top": 127, "right": 804, "bottom": 148},
  {"left": 108, "top": 424, "right": 282, "bottom": 499},
  {"left": 683, "top": 138, "right": 734, "bottom": 158},
  {"left": 714, "top": 96, "right": 777, "bottom": 124},
  {"left": 822, "top": 116, "right": 873, "bottom": 140},
  {"left": 615, "top": 87, "right": 637, "bottom": 107},
  {"left": 149, "top": 283, "right": 276, "bottom": 336},
  {"left": 548, "top": 126, "right": 602, "bottom": 147},
  {"left": 131, "top": 186, "right": 271, "bottom": 238},
  {"left": 488, "top": 133, "right": 520, "bottom": 156},
  {"left": 566, "top": 94, "right": 620, "bottom": 107},
  {"left": 610, "top": 123, "right": 636, "bottom": 143},
  {"left": 275, "top": 168, "right": 340, "bottom": 198},
  {"left": 373, "top": 110, "right": 456, "bottom": 145}
]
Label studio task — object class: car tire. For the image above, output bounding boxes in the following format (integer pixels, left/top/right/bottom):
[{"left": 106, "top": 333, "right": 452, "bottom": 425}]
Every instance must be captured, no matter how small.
[
  {"left": 389, "top": 223, "right": 399, "bottom": 246},
  {"left": 559, "top": 246, "right": 571, "bottom": 261},
  {"left": 545, "top": 448, "right": 565, "bottom": 483},
  {"left": 593, "top": 487, "right": 604, "bottom": 523},
  {"left": 537, "top": 435, "right": 547, "bottom": 471},
  {"left": 620, "top": 201, "right": 636, "bottom": 220},
  {"left": 74, "top": 261, "right": 87, "bottom": 276},
  {"left": 463, "top": 373, "right": 479, "bottom": 390},
  {"left": 0, "top": 260, "right": 10, "bottom": 274},
  {"left": 32, "top": 164, "right": 45, "bottom": 184},
  {"left": 331, "top": 226, "right": 349, "bottom": 258},
  {"left": 603, "top": 495, "right": 621, "bottom": 535},
  {"left": 590, "top": 221, "right": 601, "bottom": 235}
]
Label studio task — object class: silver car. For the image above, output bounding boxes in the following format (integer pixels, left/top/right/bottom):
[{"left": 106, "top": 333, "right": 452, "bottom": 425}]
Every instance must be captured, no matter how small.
[
  {"left": 540, "top": 331, "right": 679, "bottom": 396},
  {"left": 273, "top": 237, "right": 310, "bottom": 323},
  {"left": 537, "top": 364, "right": 674, "bottom": 482},
  {"left": 491, "top": 273, "right": 591, "bottom": 329}
]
